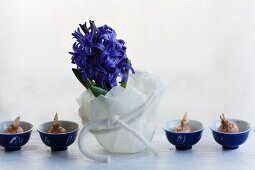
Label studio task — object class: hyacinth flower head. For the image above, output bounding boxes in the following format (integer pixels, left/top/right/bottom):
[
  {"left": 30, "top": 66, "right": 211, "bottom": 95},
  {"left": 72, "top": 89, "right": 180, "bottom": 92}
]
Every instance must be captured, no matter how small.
[{"left": 69, "top": 20, "right": 135, "bottom": 97}]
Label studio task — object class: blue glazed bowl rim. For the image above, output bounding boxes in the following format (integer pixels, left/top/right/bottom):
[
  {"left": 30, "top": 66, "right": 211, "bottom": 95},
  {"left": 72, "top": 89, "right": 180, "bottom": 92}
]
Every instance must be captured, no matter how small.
[
  {"left": 37, "top": 120, "right": 79, "bottom": 135},
  {"left": 210, "top": 119, "right": 252, "bottom": 135},
  {"left": 163, "top": 119, "right": 204, "bottom": 134},
  {"left": 0, "top": 121, "right": 33, "bottom": 135}
]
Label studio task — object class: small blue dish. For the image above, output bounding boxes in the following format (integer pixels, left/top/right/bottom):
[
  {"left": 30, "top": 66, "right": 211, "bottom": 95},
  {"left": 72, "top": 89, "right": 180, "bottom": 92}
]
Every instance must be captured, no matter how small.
[
  {"left": 210, "top": 119, "right": 251, "bottom": 150},
  {"left": 0, "top": 121, "right": 33, "bottom": 151},
  {"left": 163, "top": 120, "right": 204, "bottom": 150},
  {"left": 37, "top": 121, "right": 79, "bottom": 151}
]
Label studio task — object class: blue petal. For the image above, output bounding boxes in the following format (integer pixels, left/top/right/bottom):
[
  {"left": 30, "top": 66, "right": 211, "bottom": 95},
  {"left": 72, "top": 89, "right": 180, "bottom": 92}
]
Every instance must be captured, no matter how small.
[{"left": 69, "top": 21, "right": 135, "bottom": 91}]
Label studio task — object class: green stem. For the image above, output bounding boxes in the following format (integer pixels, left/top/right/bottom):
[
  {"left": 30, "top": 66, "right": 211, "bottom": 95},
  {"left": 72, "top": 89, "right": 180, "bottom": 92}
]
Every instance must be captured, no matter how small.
[{"left": 120, "top": 58, "right": 131, "bottom": 88}]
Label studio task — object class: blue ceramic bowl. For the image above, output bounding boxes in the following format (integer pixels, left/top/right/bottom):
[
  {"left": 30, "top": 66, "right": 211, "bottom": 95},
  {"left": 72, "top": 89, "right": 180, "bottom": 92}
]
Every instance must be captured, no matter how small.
[
  {"left": 210, "top": 119, "right": 251, "bottom": 150},
  {"left": 163, "top": 120, "right": 204, "bottom": 150},
  {"left": 0, "top": 121, "right": 33, "bottom": 151},
  {"left": 37, "top": 121, "right": 79, "bottom": 151}
]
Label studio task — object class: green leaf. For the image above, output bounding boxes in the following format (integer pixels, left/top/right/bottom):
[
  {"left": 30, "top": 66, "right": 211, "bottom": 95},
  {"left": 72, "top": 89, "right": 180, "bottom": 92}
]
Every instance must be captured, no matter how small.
[
  {"left": 85, "top": 79, "right": 93, "bottom": 88},
  {"left": 120, "top": 58, "right": 130, "bottom": 88},
  {"left": 72, "top": 68, "right": 108, "bottom": 97},
  {"left": 91, "top": 80, "right": 96, "bottom": 86},
  {"left": 72, "top": 68, "right": 88, "bottom": 89},
  {"left": 90, "top": 85, "right": 108, "bottom": 97}
]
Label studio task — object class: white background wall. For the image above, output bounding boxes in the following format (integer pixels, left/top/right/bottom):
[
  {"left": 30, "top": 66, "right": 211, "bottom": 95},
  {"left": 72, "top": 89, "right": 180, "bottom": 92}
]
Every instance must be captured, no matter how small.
[{"left": 1, "top": 0, "right": 255, "bottom": 128}]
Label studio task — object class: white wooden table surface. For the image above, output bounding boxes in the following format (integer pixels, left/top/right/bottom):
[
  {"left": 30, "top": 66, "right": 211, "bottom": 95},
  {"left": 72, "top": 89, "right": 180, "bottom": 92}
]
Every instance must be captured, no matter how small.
[{"left": 1, "top": 129, "right": 255, "bottom": 170}]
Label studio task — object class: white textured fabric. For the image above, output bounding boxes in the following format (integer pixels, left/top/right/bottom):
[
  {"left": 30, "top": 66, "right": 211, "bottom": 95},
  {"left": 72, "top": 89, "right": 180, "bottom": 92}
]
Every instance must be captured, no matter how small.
[{"left": 77, "top": 71, "right": 163, "bottom": 161}]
